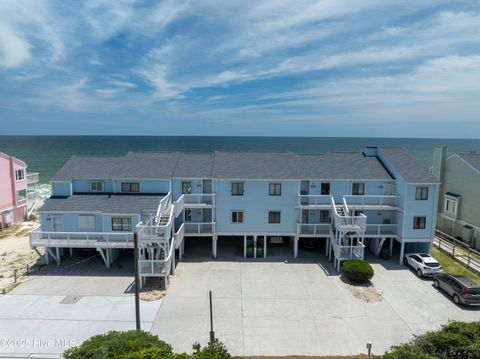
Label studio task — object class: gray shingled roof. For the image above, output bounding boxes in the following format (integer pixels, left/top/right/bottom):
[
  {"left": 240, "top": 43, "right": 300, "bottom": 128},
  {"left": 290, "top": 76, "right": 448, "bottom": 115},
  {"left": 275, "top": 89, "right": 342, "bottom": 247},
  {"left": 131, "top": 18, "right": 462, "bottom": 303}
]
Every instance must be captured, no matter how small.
[
  {"left": 41, "top": 194, "right": 164, "bottom": 213},
  {"left": 173, "top": 153, "right": 214, "bottom": 178},
  {"left": 459, "top": 153, "right": 480, "bottom": 173},
  {"left": 378, "top": 147, "right": 437, "bottom": 183},
  {"left": 51, "top": 152, "right": 180, "bottom": 181},
  {"left": 51, "top": 150, "right": 397, "bottom": 182}
]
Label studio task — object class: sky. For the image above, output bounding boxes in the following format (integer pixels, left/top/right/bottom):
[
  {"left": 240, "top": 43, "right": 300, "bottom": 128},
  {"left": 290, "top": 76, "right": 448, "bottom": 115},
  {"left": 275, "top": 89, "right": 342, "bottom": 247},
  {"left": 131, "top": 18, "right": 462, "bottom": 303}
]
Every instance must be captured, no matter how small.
[{"left": 0, "top": 0, "right": 479, "bottom": 137}]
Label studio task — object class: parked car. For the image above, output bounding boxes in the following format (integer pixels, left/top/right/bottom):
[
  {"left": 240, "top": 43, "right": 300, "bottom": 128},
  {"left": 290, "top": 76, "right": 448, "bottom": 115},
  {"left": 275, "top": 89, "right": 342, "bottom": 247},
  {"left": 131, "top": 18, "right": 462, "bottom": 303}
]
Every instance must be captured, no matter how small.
[
  {"left": 433, "top": 274, "right": 480, "bottom": 306},
  {"left": 403, "top": 253, "right": 442, "bottom": 277}
]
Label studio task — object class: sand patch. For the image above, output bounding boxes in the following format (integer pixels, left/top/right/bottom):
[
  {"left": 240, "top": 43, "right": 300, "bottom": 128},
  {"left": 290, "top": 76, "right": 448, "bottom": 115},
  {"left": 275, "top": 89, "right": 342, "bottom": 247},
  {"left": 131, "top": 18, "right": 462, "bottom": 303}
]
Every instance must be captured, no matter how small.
[{"left": 333, "top": 275, "right": 383, "bottom": 303}]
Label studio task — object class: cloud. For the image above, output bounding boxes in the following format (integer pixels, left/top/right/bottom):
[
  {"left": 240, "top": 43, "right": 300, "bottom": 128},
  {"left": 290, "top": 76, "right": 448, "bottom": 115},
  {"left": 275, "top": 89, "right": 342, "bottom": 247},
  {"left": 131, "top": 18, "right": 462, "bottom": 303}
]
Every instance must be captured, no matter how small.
[{"left": 0, "top": 23, "right": 31, "bottom": 68}]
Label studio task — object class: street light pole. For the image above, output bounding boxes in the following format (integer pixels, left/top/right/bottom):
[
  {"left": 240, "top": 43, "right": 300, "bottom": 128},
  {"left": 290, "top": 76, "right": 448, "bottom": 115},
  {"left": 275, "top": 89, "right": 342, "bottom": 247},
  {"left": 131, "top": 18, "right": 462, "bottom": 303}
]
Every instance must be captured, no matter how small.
[
  {"left": 209, "top": 290, "right": 215, "bottom": 343},
  {"left": 134, "top": 232, "right": 141, "bottom": 330}
]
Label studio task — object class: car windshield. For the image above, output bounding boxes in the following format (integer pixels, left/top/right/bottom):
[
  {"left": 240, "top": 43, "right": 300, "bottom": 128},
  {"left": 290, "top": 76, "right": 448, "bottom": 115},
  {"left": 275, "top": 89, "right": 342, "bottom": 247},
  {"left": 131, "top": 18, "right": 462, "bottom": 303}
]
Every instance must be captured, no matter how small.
[{"left": 425, "top": 262, "right": 440, "bottom": 268}]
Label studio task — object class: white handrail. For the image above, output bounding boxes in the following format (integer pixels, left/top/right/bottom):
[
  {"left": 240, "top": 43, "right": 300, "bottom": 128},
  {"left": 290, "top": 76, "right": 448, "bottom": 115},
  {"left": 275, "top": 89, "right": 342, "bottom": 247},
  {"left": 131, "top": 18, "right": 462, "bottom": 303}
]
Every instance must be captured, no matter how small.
[
  {"left": 343, "top": 195, "right": 398, "bottom": 207},
  {"left": 342, "top": 197, "right": 350, "bottom": 216},
  {"left": 139, "top": 231, "right": 176, "bottom": 275},
  {"left": 29, "top": 228, "right": 133, "bottom": 247},
  {"left": 298, "top": 194, "right": 332, "bottom": 206}
]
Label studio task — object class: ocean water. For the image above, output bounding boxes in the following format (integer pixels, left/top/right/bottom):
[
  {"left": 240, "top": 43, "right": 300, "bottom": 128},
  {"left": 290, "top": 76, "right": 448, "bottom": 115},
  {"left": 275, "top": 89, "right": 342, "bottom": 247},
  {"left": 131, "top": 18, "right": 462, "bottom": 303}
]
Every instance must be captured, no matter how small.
[{"left": 1, "top": 136, "right": 479, "bottom": 187}]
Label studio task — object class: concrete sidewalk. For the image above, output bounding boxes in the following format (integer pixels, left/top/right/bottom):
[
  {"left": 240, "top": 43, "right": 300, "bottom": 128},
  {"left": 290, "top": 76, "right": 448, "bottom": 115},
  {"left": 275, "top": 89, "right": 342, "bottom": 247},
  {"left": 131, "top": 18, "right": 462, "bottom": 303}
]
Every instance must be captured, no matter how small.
[{"left": 0, "top": 294, "right": 162, "bottom": 358}]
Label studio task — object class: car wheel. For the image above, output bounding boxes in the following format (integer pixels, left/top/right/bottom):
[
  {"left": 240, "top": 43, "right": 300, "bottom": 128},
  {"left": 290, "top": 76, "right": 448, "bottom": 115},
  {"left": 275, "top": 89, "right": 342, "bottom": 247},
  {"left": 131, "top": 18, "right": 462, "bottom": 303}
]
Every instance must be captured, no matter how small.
[
  {"left": 433, "top": 279, "right": 440, "bottom": 288},
  {"left": 416, "top": 268, "right": 423, "bottom": 277},
  {"left": 403, "top": 257, "right": 408, "bottom": 265},
  {"left": 453, "top": 294, "right": 461, "bottom": 305}
]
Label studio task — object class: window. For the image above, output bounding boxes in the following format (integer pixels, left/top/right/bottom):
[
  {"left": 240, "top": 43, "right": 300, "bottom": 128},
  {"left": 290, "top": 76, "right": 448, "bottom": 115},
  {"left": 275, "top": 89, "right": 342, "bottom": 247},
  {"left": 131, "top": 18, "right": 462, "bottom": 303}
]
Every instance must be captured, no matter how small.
[
  {"left": 444, "top": 197, "right": 458, "bottom": 217},
  {"left": 320, "top": 210, "right": 330, "bottom": 223},
  {"left": 121, "top": 182, "right": 140, "bottom": 193},
  {"left": 16, "top": 189, "right": 26, "bottom": 202},
  {"left": 112, "top": 217, "right": 132, "bottom": 231},
  {"left": 231, "top": 210, "right": 244, "bottom": 223},
  {"left": 269, "top": 183, "right": 282, "bottom": 196},
  {"left": 413, "top": 216, "right": 426, "bottom": 230},
  {"left": 184, "top": 209, "right": 192, "bottom": 222},
  {"left": 321, "top": 183, "right": 330, "bottom": 195},
  {"left": 15, "top": 169, "right": 25, "bottom": 181},
  {"left": 268, "top": 211, "right": 281, "bottom": 224},
  {"left": 231, "top": 182, "right": 244, "bottom": 196},
  {"left": 90, "top": 181, "right": 104, "bottom": 192},
  {"left": 352, "top": 182, "right": 365, "bottom": 195},
  {"left": 182, "top": 181, "right": 192, "bottom": 194},
  {"left": 415, "top": 187, "right": 428, "bottom": 200},
  {"left": 78, "top": 215, "right": 95, "bottom": 230}
]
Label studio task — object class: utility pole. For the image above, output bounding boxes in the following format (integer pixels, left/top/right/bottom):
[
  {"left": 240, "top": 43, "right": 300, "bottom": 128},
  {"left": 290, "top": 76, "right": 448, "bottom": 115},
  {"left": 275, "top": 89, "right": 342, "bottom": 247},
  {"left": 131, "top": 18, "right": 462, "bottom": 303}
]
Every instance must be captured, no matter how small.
[
  {"left": 209, "top": 290, "right": 215, "bottom": 342},
  {"left": 134, "top": 232, "right": 141, "bottom": 330}
]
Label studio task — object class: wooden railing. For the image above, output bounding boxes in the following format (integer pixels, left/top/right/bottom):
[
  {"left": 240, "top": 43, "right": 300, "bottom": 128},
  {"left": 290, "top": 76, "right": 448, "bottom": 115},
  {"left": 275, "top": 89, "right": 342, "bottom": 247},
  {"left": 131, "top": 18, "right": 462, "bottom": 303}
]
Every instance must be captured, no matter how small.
[
  {"left": 184, "top": 222, "right": 215, "bottom": 234},
  {"left": 27, "top": 172, "right": 39, "bottom": 184},
  {"left": 297, "top": 223, "right": 330, "bottom": 235},
  {"left": 29, "top": 228, "right": 133, "bottom": 248},
  {"left": 343, "top": 195, "right": 398, "bottom": 207},
  {"left": 434, "top": 229, "right": 480, "bottom": 275},
  {"left": 365, "top": 224, "right": 398, "bottom": 236},
  {"left": 298, "top": 195, "right": 332, "bottom": 206}
]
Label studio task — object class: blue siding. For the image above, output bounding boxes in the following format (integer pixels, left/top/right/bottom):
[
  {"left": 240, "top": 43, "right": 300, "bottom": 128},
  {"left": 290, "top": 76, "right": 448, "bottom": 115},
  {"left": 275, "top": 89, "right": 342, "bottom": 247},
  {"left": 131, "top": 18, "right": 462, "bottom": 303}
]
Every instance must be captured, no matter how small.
[{"left": 52, "top": 182, "right": 72, "bottom": 196}]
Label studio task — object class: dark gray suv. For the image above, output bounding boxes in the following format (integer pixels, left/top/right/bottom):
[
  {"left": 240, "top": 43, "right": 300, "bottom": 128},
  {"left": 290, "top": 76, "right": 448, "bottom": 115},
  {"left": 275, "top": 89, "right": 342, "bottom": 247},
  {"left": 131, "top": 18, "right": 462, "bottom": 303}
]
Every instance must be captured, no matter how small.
[{"left": 433, "top": 274, "right": 480, "bottom": 306}]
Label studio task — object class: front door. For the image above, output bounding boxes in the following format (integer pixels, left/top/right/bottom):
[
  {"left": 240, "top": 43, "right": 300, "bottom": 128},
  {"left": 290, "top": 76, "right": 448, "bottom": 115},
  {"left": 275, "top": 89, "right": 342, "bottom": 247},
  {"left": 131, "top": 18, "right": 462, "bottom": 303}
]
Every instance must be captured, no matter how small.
[
  {"left": 52, "top": 215, "right": 63, "bottom": 232},
  {"left": 300, "top": 180, "right": 309, "bottom": 195},
  {"left": 203, "top": 180, "right": 212, "bottom": 194}
]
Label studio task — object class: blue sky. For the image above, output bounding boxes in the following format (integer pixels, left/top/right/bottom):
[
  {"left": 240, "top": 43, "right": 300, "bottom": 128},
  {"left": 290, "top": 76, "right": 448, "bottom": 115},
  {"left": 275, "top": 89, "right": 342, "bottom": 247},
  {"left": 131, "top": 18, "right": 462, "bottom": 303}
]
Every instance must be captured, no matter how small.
[{"left": 0, "top": 0, "right": 479, "bottom": 137}]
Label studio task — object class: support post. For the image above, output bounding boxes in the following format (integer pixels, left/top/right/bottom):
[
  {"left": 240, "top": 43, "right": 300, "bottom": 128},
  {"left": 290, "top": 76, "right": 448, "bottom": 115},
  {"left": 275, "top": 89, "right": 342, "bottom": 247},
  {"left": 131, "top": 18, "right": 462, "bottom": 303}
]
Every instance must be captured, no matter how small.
[
  {"left": 209, "top": 290, "right": 215, "bottom": 343},
  {"left": 133, "top": 232, "right": 141, "bottom": 330},
  {"left": 55, "top": 247, "right": 61, "bottom": 265},
  {"left": 212, "top": 235, "right": 218, "bottom": 258},
  {"left": 399, "top": 241, "right": 405, "bottom": 265},
  {"left": 243, "top": 235, "right": 247, "bottom": 259},
  {"left": 325, "top": 237, "right": 329, "bottom": 257},
  {"left": 253, "top": 236, "right": 257, "bottom": 259},
  {"left": 294, "top": 236, "right": 298, "bottom": 258},
  {"left": 69, "top": 248, "right": 73, "bottom": 257},
  {"left": 389, "top": 237, "right": 393, "bottom": 257},
  {"left": 264, "top": 236, "right": 267, "bottom": 258}
]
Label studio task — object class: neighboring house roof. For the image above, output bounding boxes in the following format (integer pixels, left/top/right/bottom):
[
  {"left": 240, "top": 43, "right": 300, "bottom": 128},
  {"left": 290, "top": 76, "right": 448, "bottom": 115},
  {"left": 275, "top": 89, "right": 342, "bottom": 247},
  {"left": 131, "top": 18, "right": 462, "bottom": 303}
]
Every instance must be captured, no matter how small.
[
  {"left": 378, "top": 147, "right": 437, "bottom": 183},
  {"left": 458, "top": 153, "right": 480, "bottom": 174},
  {"left": 51, "top": 152, "right": 180, "bottom": 181},
  {"left": 173, "top": 153, "right": 214, "bottom": 178},
  {"left": 51, "top": 150, "right": 399, "bottom": 182},
  {"left": 0, "top": 152, "right": 27, "bottom": 168},
  {"left": 445, "top": 192, "right": 461, "bottom": 198},
  {"left": 41, "top": 194, "right": 165, "bottom": 213}
]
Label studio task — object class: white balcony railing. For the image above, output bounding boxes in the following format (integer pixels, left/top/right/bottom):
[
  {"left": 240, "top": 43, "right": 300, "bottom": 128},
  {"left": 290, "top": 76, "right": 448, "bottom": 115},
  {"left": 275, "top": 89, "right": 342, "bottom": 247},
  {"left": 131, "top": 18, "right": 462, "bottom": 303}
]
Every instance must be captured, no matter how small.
[
  {"left": 338, "top": 245, "right": 365, "bottom": 260},
  {"left": 27, "top": 172, "right": 39, "bottom": 184},
  {"left": 297, "top": 223, "right": 330, "bottom": 235},
  {"left": 29, "top": 228, "right": 133, "bottom": 248},
  {"left": 298, "top": 195, "right": 332, "bottom": 206},
  {"left": 343, "top": 195, "right": 399, "bottom": 207},
  {"left": 139, "top": 229, "right": 175, "bottom": 276},
  {"left": 183, "top": 193, "right": 215, "bottom": 206},
  {"left": 184, "top": 222, "right": 215, "bottom": 235},
  {"left": 365, "top": 224, "right": 398, "bottom": 236}
]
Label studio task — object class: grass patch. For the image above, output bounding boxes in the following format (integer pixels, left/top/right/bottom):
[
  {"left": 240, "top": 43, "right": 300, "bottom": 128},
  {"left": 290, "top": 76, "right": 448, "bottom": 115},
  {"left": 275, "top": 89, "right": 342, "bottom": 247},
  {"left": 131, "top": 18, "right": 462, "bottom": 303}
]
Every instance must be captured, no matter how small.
[
  {"left": 432, "top": 247, "right": 480, "bottom": 283},
  {"left": 14, "top": 228, "right": 31, "bottom": 237},
  {"left": 0, "top": 224, "right": 21, "bottom": 239}
]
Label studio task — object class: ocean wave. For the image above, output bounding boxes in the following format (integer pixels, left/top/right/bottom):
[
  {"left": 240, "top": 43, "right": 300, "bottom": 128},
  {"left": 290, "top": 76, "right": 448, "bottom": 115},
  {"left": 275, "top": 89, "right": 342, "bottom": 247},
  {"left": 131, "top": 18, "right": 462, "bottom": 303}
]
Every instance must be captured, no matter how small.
[{"left": 36, "top": 183, "right": 52, "bottom": 200}]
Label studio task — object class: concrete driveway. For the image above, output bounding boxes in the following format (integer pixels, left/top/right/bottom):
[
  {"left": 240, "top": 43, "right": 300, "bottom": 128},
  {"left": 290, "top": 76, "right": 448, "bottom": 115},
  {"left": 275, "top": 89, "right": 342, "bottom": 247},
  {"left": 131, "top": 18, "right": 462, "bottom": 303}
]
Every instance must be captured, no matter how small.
[
  {"left": 0, "top": 253, "right": 162, "bottom": 358},
  {"left": 151, "top": 255, "right": 480, "bottom": 357}
]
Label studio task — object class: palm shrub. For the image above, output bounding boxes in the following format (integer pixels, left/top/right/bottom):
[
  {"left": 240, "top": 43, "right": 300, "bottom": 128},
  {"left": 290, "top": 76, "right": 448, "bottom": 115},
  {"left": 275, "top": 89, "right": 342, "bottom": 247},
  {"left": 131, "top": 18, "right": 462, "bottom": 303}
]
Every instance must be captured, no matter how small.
[{"left": 342, "top": 259, "right": 374, "bottom": 282}]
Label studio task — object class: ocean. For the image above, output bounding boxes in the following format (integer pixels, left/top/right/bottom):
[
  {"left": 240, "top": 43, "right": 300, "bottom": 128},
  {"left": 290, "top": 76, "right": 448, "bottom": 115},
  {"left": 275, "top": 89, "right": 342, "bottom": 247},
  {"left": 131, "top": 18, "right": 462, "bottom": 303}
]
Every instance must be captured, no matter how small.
[{"left": 1, "top": 136, "right": 479, "bottom": 196}]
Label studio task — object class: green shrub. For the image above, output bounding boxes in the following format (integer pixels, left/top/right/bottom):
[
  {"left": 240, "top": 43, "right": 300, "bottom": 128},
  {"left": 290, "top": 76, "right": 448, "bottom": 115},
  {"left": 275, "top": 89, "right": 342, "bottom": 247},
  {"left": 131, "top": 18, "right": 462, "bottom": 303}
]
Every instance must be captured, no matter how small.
[
  {"left": 379, "top": 246, "right": 391, "bottom": 260},
  {"left": 342, "top": 260, "right": 374, "bottom": 282},
  {"left": 63, "top": 330, "right": 175, "bottom": 359},
  {"left": 382, "top": 321, "right": 480, "bottom": 359},
  {"left": 192, "top": 339, "right": 231, "bottom": 359}
]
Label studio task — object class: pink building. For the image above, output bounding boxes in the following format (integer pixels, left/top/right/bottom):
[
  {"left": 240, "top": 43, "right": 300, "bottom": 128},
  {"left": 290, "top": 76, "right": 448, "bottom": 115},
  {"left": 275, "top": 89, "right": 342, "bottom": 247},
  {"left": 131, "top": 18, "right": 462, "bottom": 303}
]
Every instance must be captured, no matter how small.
[{"left": 0, "top": 152, "right": 38, "bottom": 228}]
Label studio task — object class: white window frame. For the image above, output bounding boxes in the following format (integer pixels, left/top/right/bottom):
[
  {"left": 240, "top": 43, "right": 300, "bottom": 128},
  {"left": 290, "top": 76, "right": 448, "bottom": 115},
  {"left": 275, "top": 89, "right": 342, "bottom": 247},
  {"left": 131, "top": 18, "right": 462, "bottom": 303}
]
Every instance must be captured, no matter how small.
[
  {"left": 413, "top": 216, "right": 426, "bottom": 230},
  {"left": 182, "top": 181, "right": 192, "bottom": 194},
  {"left": 16, "top": 189, "right": 26, "bottom": 202},
  {"left": 15, "top": 169, "right": 25, "bottom": 181},
  {"left": 268, "top": 211, "right": 281, "bottom": 224},
  {"left": 111, "top": 217, "right": 132, "bottom": 231},
  {"left": 352, "top": 182, "right": 365, "bottom": 195},
  {"left": 231, "top": 210, "right": 244, "bottom": 224},
  {"left": 269, "top": 183, "right": 282, "bottom": 196},
  {"left": 444, "top": 196, "right": 458, "bottom": 217},
  {"left": 78, "top": 215, "right": 96, "bottom": 230},
  {"left": 415, "top": 186, "right": 429, "bottom": 200},
  {"left": 121, "top": 182, "right": 140, "bottom": 193},
  {"left": 231, "top": 182, "right": 244, "bottom": 196},
  {"left": 90, "top": 180, "right": 104, "bottom": 192}
]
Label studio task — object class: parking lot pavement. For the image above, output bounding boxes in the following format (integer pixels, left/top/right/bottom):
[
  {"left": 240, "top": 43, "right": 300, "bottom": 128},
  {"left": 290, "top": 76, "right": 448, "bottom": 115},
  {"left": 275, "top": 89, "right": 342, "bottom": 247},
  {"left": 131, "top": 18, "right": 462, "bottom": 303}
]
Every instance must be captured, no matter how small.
[
  {"left": 0, "top": 253, "right": 163, "bottom": 358},
  {"left": 151, "top": 257, "right": 480, "bottom": 357}
]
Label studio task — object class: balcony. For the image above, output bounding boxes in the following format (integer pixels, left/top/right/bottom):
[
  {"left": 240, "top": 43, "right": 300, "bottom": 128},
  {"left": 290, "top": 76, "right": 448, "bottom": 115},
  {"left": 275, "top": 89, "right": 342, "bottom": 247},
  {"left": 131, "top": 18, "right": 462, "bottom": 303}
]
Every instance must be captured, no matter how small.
[
  {"left": 298, "top": 195, "right": 332, "bottom": 207},
  {"left": 183, "top": 193, "right": 215, "bottom": 206},
  {"left": 343, "top": 195, "right": 399, "bottom": 209},
  {"left": 27, "top": 172, "right": 39, "bottom": 184},
  {"left": 297, "top": 223, "right": 330, "bottom": 236},
  {"left": 184, "top": 222, "right": 215, "bottom": 235},
  {"left": 365, "top": 224, "right": 398, "bottom": 237},
  {"left": 29, "top": 228, "right": 134, "bottom": 249}
]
